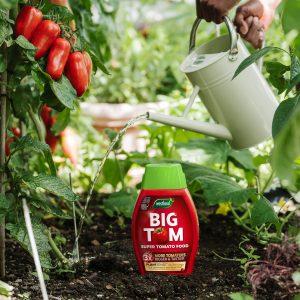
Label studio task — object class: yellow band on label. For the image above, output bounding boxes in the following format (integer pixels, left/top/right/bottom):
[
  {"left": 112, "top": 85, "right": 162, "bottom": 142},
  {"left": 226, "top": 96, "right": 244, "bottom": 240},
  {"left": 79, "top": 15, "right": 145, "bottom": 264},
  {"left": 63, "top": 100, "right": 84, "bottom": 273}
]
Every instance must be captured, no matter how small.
[{"left": 144, "top": 262, "right": 186, "bottom": 272}]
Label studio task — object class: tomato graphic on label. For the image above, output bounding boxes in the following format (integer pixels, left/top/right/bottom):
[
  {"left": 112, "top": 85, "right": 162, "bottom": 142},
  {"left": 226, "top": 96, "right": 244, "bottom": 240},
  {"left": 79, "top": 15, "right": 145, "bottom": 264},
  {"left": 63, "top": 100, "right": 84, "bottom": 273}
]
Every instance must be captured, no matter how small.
[{"left": 153, "top": 227, "right": 168, "bottom": 244}]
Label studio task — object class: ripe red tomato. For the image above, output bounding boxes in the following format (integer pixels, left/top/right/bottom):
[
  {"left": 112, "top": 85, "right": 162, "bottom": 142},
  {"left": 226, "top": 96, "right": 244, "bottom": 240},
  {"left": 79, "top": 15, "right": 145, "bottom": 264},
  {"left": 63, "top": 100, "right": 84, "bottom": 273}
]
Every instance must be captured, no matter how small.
[
  {"left": 65, "top": 52, "right": 89, "bottom": 97},
  {"left": 41, "top": 105, "right": 56, "bottom": 128},
  {"left": 15, "top": 6, "right": 43, "bottom": 40},
  {"left": 60, "top": 128, "right": 79, "bottom": 166},
  {"left": 30, "top": 20, "right": 61, "bottom": 60},
  {"left": 153, "top": 227, "right": 168, "bottom": 244},
  {"left": 46, "top": 38, "right": 71, "bottom": 80},
  {"left": 5, "top": 128, "right": 21, "bottom": 156},
  {"left": 82, "top": 51, "right": 92, "bottom": 83},
  {"left": 45, "top": 130, "right": 58, "bottom": 153}
]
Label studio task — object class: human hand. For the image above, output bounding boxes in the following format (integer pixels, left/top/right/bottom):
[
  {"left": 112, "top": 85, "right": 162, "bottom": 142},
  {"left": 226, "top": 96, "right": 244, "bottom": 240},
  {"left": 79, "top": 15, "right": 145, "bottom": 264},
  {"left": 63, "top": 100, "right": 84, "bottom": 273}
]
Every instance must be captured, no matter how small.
[
  {"left": 239, "top": 16, "right": 265, "bottom": 48},
  {"left": 196, "top": 0, "right": 240, "bottom": 24},
  {"left": 234, "top": 0, "right": 264, "bottom": 48}
]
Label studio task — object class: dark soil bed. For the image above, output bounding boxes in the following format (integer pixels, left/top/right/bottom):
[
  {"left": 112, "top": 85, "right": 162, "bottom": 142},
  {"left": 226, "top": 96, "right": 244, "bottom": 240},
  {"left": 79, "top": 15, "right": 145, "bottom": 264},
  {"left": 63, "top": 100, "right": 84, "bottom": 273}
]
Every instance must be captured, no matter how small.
[{"left": 6, "top": 202, "right": 286, "bottom": 299}]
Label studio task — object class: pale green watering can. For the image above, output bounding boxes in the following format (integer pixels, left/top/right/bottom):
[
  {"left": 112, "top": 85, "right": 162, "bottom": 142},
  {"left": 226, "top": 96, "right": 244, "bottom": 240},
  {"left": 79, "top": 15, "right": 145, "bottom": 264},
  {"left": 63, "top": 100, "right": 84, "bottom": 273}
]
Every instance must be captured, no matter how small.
[{"left": 147, "top": 16, "right": 278, "bottom": 149}]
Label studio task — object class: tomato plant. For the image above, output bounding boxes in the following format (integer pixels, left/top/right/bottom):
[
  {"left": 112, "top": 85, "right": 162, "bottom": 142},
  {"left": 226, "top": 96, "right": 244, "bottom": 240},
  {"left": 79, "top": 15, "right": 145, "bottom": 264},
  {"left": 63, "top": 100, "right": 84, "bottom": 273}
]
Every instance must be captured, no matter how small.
[{"left": 0, "top": 0, "right": 117, "bottom": 279}]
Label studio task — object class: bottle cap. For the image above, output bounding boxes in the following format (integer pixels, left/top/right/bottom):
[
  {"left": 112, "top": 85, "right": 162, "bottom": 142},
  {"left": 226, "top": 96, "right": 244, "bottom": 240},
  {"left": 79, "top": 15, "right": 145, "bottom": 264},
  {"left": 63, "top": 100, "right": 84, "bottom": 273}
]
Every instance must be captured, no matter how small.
[{"left": 142, "top": 163, "right": 187, "bottom": 190}]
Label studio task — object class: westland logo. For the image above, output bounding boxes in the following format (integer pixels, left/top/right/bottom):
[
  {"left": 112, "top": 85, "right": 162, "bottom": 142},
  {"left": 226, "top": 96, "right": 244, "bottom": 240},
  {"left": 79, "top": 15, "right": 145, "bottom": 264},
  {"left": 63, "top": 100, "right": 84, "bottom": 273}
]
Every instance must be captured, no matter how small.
[{"left": 153, "top": 198, "right": 174, "bottom": 209}]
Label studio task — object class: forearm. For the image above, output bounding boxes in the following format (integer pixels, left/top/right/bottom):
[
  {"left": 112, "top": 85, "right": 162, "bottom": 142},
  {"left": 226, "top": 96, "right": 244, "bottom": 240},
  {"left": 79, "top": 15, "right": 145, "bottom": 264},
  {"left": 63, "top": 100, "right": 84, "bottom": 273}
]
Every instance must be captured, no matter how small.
[{"left": 261, "top": 0, "right": 281, "bottom": 10}]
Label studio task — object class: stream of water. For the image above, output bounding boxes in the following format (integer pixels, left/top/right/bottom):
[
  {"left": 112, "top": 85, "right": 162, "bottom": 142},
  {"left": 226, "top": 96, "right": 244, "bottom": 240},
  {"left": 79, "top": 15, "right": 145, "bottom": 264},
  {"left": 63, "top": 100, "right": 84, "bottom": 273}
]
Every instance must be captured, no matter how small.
[{"left": 72, "top": 114, "right": 148, "bottom": 260}]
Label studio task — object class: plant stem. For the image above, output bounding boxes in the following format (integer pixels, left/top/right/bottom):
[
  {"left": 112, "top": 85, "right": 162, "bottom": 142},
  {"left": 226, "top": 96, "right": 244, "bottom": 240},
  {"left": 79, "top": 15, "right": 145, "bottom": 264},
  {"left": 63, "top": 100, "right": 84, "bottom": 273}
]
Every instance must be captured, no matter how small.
[
  {"left": 28, "top": 105, "right": 45, "bottom": 142},
  {"left": 212, "top": 251, "right": 240, "bottom": 262},
  {"left": 47, "top": 230, "right": 69, "bottom": 266},
  {"left": 230, "top": 204, "right": 256, "bottom": 234},
  {"left": 114, "top": 151, "right": 125, "bottom": 190},
  {"left": 0, "top": 43, "right": 7, "bottom": 279},
  {"left": 70, "top": 173, "right": 79, "bottom": 263},
  {"left": 261, "top": 171, "right": 274, "bottom": 193}
]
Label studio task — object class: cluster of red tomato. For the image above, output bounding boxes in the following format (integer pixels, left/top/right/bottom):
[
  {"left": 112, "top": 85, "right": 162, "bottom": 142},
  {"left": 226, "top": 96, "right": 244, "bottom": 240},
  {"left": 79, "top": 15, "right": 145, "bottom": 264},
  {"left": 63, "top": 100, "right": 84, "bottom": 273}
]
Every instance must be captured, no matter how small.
[
  {"left": 15, "top": 5, "right": 92, "bottom": 96},
  {"left": 41, "top": 105, "right": 79, "bottom": 166},
  {"left": 5, "top": 106, "right": 78, "bottom": 167},
  {"left": 5, "top": 128, "right": 21, "bottom": 156}
]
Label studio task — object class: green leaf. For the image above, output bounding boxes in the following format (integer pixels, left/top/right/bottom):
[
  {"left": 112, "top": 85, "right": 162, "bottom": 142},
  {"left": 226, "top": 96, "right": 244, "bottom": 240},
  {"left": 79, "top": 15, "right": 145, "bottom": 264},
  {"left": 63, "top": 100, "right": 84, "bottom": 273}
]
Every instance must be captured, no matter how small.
[
  {"left": 233, "top": 47, "right": 279, "bottom": 79},
  {"left": 49, "top": 76, "right": 77, "bottom": 109},
  {"left": 175, "top": 139, "right": 230, "bottom": 165},
  {"left": 15, "top": 35, "right": 36, "bottom": 51},
  {"left": 271, "top": 105, "right": 300, "bottom": 181},
  {"left": 0, "top": 280, "right": 13, "bottom": 297},
  {"left": 51, "top": 109, "right": 70, "bottom": 135},
  {"left": 41, "top": 3, "right": 74, "bottom": 23},
  {"left": 11, "top": 76, "right": 40, "bottom": 120},
  {"left": 6, "top": 219, "right": 52, "bottom": 269},
  {"left": 272, "top": 96, "right": 300, "bottom": 137},
  {"left": 265, "top": 62, "right": 289, "bottom": 94},
  {"left": 0, "top": 53, "right": 6, "bottom": 72},
  {"left": 287, "top": 73, "right": 300, "bottom": 94},
  {"left": 41, "top": 83, "right": 66, "bottom": 112},
  {"left": 251, "top": 196, "right": 279, "bottom": 227},
  {"left": 0, "top": 19, "right": 12, "bottom": 47},
  {"left": 290, "top": 54, "right": 300, "bottom": 81},
  {"left": 11, "top": 135, "right": 57, "bottom": 176},
  {"left": 103, "top": 189, "right": 138, "bottom": 218},
  {"left": 102, "top": 158, "right": 132, "bottom": 188},
  {"left": 229, "top": 292, "right": 253, "bottom": 300},
  {"left": 104, "top": 128, "right": 122, "bottom": 150},
  {"left": 31, "top": 196, "right": 71, "bottom": 219},
  {"left": 0, "top": 194, "right": 11, "bottom": 217},
  {"left": 89, "top": 51, "right": 110, "bottom": 75},
  {"left": 282, "top": 0, "right": 300, "bottom": 35},
  {"left": 23, "top": 174, "right": 80, "bottom": 202},
  {"left": 229, "top": 149, "right": 255, "bottom": 170},
  {"left": 0, "top": 0, "right": 17, "bottom": 9},
  {"left": 178, "top": 161, "right": 255, "bottom": 205},
  {"left": 197, "top": 175, "right": 256, "bottom": 206}
]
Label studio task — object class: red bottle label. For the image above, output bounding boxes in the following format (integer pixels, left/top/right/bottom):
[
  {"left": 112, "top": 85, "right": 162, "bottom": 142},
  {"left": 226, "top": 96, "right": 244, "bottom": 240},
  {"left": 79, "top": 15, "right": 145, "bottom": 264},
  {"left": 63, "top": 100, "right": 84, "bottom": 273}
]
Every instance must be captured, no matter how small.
[{"left": 132, "top": 189, "right": 199, "bottom": 274}]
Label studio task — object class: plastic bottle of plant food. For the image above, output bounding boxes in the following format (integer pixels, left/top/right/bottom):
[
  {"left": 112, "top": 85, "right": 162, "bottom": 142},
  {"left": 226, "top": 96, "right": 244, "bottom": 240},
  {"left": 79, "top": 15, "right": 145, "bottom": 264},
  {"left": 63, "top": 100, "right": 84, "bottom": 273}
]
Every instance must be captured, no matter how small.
[{"left": 132, "top": 163, "right": 199, "bottom": 275}]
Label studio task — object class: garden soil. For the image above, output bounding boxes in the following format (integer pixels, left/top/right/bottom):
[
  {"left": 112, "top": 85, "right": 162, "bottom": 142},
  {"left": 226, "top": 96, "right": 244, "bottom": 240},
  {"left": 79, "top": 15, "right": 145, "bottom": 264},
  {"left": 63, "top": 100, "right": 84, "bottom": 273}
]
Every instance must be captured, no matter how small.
[{"left": 6, "top": 202, "right": 284, "bottom": 299}]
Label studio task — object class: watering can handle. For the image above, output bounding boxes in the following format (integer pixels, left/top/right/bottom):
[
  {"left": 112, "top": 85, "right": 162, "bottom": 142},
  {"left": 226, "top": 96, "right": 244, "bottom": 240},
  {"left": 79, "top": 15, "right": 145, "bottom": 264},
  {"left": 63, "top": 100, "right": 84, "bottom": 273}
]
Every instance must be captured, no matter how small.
[{"left": 189, "top": 16, "right": 239, "bottom": 61}]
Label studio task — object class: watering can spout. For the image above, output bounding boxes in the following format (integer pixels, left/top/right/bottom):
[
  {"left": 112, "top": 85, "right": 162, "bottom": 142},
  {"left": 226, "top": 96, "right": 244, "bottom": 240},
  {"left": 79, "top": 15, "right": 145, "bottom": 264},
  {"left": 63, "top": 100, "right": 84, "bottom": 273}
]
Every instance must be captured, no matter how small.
[{"left": 147, "top": 112, "right": 232, "bottom": 141}]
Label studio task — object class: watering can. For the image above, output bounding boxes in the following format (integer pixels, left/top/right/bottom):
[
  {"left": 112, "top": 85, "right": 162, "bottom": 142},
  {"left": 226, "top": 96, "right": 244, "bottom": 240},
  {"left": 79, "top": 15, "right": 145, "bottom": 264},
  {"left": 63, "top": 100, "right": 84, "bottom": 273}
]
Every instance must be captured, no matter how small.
[{"left": 147, "top": 15, "right": 278, "bottom": 149}]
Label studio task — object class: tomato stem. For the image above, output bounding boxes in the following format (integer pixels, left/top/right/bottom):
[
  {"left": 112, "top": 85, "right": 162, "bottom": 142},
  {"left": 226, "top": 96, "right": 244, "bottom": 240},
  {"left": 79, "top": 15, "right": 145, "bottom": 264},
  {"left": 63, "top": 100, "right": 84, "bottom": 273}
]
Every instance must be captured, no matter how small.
[
  {"left": 0, "top": 41, "right": 7, "bottom": 279},
  {"left": 28, "top": 105, "right": 45, "bottom": 142},
  {"left": 47, "top": 229, "right": 69, "bottom": 266}
]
